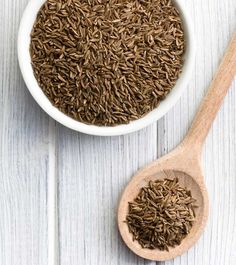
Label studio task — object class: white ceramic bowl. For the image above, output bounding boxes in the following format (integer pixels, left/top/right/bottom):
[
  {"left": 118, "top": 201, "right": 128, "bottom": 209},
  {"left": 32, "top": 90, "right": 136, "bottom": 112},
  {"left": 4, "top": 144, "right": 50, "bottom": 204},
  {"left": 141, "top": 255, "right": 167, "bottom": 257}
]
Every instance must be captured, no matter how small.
[{"left": 18, "top": 0, "right": 195, "bottom": 136}]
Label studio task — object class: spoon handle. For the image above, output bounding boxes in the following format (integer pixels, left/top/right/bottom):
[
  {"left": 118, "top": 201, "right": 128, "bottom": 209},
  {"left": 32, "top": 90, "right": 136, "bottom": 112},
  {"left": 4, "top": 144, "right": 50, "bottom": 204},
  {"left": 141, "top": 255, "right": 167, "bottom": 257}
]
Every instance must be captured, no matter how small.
[{"left": 182, "top": 32, "right": 236, "bottom": 153}]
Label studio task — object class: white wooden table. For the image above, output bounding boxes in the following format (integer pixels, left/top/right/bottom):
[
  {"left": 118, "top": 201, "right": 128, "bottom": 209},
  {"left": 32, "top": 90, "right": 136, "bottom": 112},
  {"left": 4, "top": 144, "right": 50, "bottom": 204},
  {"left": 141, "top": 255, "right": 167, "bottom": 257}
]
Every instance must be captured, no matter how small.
[{"left": 1, "top": 0, "right": 236, "bottom": 264}]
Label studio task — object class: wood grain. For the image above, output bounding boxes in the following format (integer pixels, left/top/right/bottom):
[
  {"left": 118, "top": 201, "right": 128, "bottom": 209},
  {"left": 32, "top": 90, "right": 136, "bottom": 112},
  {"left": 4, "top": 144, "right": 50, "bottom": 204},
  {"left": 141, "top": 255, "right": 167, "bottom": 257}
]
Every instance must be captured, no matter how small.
[
  {"left": 57, "top": 127, "right": 157, "bottom": 265},
  {"left": 0, "top": 0, "right": 236, "bottom": 265}
]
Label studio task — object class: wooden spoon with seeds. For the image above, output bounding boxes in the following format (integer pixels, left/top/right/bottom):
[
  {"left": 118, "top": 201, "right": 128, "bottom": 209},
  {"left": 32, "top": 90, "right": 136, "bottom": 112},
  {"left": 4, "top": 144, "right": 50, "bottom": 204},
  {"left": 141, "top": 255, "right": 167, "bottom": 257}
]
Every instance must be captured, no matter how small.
[{"left": 118, "top": 32, "right": 236, "bottom": 261}]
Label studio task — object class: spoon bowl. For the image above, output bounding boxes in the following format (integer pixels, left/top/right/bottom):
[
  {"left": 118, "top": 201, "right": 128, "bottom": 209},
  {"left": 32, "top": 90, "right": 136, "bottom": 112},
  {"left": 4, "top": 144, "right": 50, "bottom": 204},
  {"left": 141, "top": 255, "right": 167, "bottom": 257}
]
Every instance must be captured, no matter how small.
[{"left": 118, "top": 149, "right": 209, "bottom": 261}]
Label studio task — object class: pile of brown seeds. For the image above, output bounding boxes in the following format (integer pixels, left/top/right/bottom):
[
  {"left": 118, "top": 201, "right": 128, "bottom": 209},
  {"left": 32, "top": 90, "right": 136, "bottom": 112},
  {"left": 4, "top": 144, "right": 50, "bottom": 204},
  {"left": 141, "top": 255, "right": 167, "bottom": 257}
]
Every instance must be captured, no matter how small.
[
  {"left": 30, "top": 0, "right": 185, "bottom": 126},
  {"left": 126, "top": 178, "right": 196, "bottom": 251}
]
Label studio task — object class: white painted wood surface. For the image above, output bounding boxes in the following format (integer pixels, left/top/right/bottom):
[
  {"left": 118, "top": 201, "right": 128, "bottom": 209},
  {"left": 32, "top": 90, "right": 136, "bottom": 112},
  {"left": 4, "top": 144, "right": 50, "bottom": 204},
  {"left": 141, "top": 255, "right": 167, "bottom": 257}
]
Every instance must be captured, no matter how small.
[{"left": 0, "top": 0, "right": 236, "bottom": 264}]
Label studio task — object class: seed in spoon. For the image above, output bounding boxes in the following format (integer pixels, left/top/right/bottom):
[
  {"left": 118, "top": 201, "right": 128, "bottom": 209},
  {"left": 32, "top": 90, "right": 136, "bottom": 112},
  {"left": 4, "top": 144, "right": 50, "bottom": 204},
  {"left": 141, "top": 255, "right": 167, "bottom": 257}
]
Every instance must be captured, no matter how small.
[{"left": 125, "top": 177, "right": 197, "bottom": 251}]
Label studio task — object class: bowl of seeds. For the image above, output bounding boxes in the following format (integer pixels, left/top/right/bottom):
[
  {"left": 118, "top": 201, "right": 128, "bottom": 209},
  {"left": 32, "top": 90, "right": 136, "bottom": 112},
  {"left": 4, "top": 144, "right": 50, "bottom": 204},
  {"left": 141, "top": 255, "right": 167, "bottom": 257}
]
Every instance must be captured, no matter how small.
[{"left": 18, "top": 0, "right": 195, "bottom": 136}]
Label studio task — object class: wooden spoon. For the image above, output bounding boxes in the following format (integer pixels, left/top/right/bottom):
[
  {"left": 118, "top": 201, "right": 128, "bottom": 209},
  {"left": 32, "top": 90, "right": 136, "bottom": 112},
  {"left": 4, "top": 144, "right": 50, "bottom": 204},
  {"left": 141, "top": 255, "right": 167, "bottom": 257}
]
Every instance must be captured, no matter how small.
[{"left": 118, "top": 32, "right": 236, "bottom": 261}]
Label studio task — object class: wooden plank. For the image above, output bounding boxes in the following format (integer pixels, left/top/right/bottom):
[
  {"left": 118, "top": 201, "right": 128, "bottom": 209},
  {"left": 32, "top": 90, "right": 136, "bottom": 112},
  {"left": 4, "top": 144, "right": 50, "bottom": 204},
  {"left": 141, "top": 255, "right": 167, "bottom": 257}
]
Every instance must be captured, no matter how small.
[
  {"left": 158, "top": 1, "right": 236, "bottom": 264},
  {"left": 0, "top": 0, "right": 49, "bottom": 264},
  {"left": 57, "top": 126, "right": 157, "bottom": 265}
]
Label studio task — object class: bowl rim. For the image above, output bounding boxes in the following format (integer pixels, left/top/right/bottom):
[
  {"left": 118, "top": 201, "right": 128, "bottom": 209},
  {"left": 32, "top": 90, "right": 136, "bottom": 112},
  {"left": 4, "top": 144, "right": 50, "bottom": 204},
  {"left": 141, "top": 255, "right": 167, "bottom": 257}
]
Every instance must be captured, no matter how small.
[{"left": 18, "top": 0, "right": 195, "bottom": 136}]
